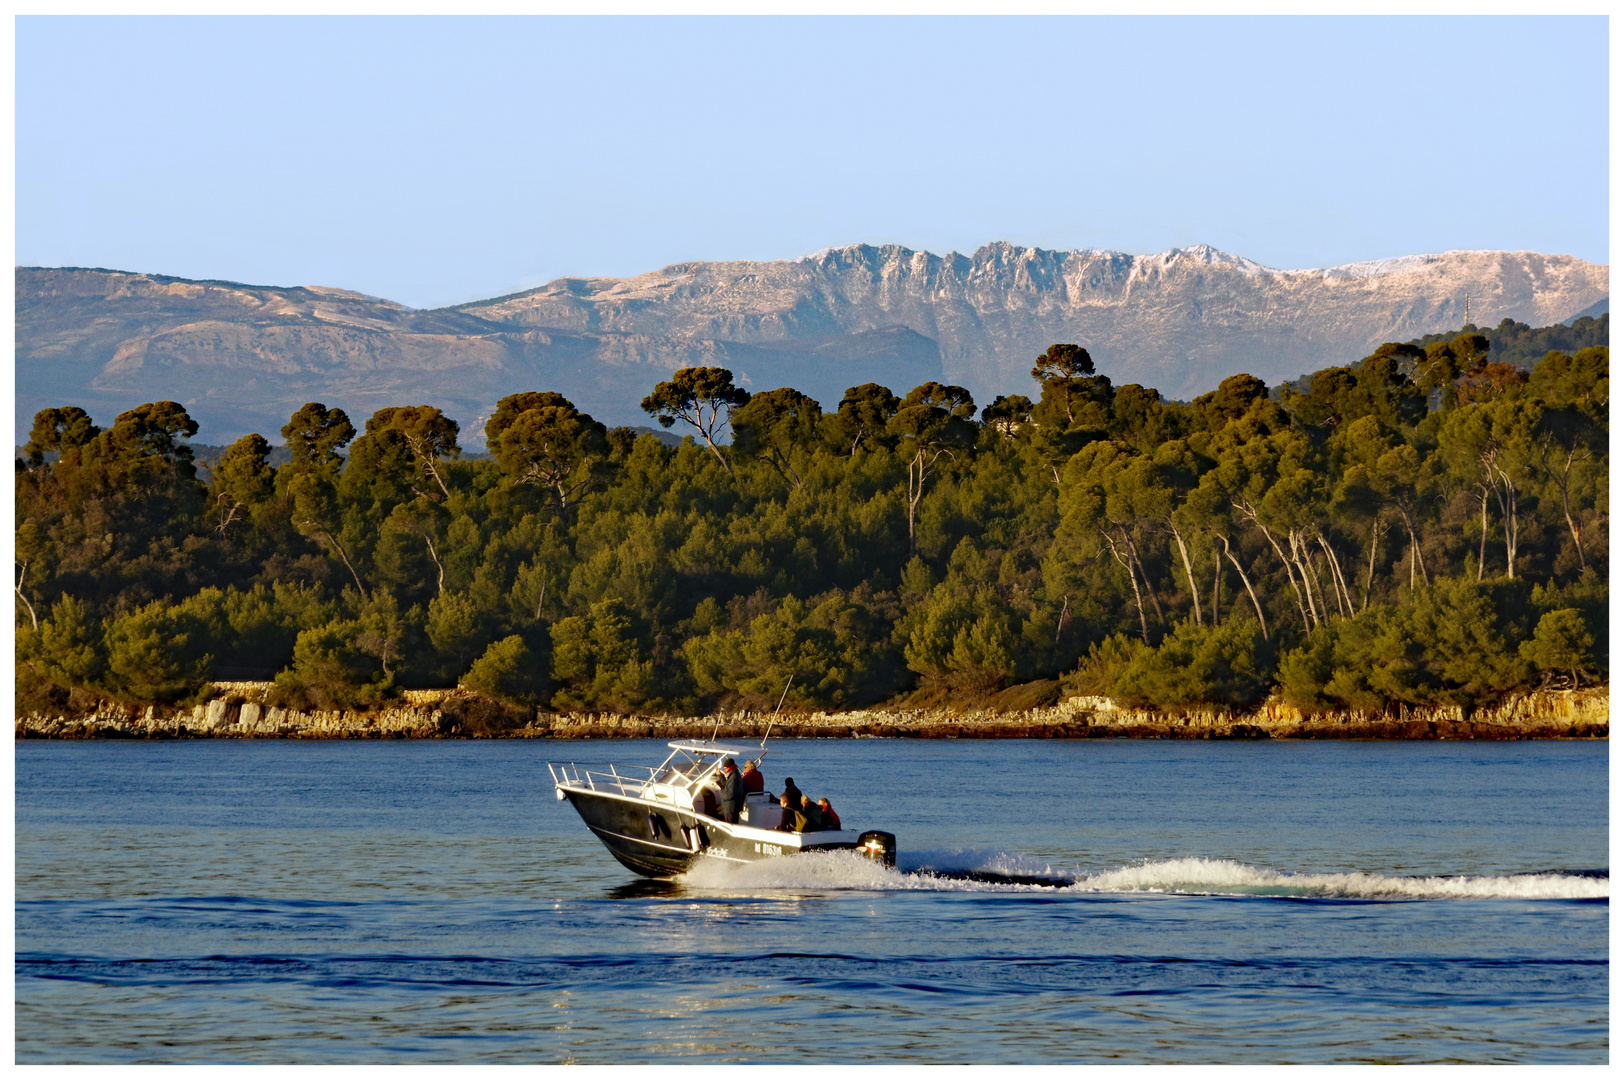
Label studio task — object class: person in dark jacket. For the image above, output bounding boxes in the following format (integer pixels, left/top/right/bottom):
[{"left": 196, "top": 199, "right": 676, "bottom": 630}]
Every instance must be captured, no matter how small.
[
  {"left": 716, "top": 758, "right": 743, "bottom": 823},
  {"left": 779, "top": 777, "right": 803, "bottom": 809},
  {"left": 775, "top": 792, "right": 810, "bottom": 833},
  {"left": 799, "top": 794, "right": 827, "bottom": 831}
]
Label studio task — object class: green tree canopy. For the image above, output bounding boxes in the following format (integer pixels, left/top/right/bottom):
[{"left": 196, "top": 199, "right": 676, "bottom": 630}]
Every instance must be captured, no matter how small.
[{"left": 640, "top": 366, "right": 750, "bottom": 477}]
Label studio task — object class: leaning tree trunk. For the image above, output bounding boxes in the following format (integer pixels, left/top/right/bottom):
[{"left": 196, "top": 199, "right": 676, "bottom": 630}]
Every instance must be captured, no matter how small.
[
  {"left": 1212, "top": 547, "right": 1222, "bottom": 626},
  {"left": 1169, "top": 520, "right": 1204, "bottom": 626},
  {"left": 1127, "top": 536, "right": 1166, "bottom": 628},
  {"left": 1362, "top": 515, "right": 1384, "bottom": 612},
  {"left": 1220, "top": 536, "right": 1269, "bottom": 641},
  {"left": 1393, "top": 504, "right": 1429, "bottom": 589},
  {"left": 1490, "top": 463, "right": 1519, "bottom": 578},
  {"left": 1104, "top": 530, "right": 1149, "bottom": 643},
  {"left": 1236, "top": 502, "right": 1313, "bottom": 634},
  {"left": 14, "top": 561, "right": 37, "bottom": 631},
  {"left": 1551, "top": 446, "right": 1587, "bottom": 570},
  {"left": 1288, "top": 530, "right": 1326, "bottom": 626},
  {"left": 1316, "top": 534, "right": 1354, "bottom": 617},
  {"left": 906, "top": 449, "right": 928, "bottom": 557}
]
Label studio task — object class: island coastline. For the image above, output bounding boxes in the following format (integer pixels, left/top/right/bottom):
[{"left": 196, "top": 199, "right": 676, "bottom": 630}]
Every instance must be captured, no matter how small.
[{"left": 16, "top": 685, "right": 1607, "bottom": 741}]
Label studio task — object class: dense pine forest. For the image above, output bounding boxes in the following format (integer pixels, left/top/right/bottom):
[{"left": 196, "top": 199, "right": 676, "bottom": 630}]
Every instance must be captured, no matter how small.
[{"left": 15, "top": 327, "right": 1608, "bottom": 717}]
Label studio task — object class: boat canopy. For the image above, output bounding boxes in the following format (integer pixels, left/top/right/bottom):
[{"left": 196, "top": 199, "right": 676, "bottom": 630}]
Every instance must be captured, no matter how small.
[{"left": 665, "top": 741, "right": 761, "bottom": 758}]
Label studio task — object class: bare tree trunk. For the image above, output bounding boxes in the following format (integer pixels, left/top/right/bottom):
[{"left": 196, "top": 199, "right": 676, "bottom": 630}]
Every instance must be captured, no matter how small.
[
  {"left": 1287, "top": 529, "right": 1323, "bottom": 628},
  {"left": 1054, "top": 595, "right": 1070, "bottom": 644},
  {"left": 1237, "top": 503, "right": 1312, "bottom": 633},
  {"left": 1395, "top": 505, "right": 1428, "bottom": 587},
  {"left": 426, "top": 458, "right": 453, "bottom": 500},
  {"left": 1296, "top": 532, "right": 1326, "bottom": 622},
  {"left": 1221, "top": 536, "right": 1269, "bottom": 641},
  {"left": 15, "top": 562, "right": 38, "bottom": 631},
  {"left": 702, "top": 434, "right": 736, "bottom": 479},
  {"left": 1103, "top": 530, "right": 1149, "bottom": 643},
  {"left": 1316, "top": 534, "right": 1354, "bottom": 617},
  {"left": 300, "top": 521, "right": 368, "bottom": 600},
  {"left": 1128, "top": 562, "right": 1148, "bottom": 642},
  {"left": 405, "top": 434, "right": 455, "bottom": 501},
  {"left": 1127, "top": 536, "right": 1166, "bottom": 628},
  {"left": 1491, "top": 463, "right": 1519, "bottom": 578},
  {"left": 1169, "top": 520, "right": 1203, "bottom": 626},
  {"left": 1555, "top": 447, "right": 1587, "bottom": 569},
  {"left": 1362, "top": 515, "right": 1383, "bottom": 612},
  {"left": 779, "top": 453, "right": 804, "bottom": 490},
  {"left": 322, "top": 529, "right": 368, "bottom": 600},
  {"left": 422, "top": 532, "right": 446, "bottom": 595},
  {"left": 1475, "top": 485, "right": 1490, "bottom": 581},
  {"left": 906, "top": 450, "right": 925, "bottom": 557},
  {"left": 1212, "top": 547, "right": 1222, "bottom": 626},
  {"left": 214, "top": 493, "right": 244, "bottom": 535}
]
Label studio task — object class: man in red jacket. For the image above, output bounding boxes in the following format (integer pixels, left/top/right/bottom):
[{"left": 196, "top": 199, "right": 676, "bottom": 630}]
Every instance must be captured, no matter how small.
[{"left": 741, "top": 759, "right": 765, "bottom": 796}]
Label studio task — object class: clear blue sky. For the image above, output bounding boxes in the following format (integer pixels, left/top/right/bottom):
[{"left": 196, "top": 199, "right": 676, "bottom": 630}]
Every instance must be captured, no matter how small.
[{"left": 17, "top": 15, "right": 1609, "bottom": 310}]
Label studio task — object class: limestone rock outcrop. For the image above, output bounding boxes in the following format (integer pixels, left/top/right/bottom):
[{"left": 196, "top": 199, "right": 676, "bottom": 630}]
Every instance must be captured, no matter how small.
[{"left": 15, "top": 687, "right": 1608, "bottom": 741}]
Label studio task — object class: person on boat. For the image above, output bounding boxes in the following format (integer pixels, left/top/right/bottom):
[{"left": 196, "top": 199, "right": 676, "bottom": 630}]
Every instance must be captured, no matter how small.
[
  {"left": 741, "top": 759, "right": 764, "bottom": 796},
  {"left": 799, "top": 794, "right": 827, "bottom": 831},
  {"left": 775, "top": 792, "right": 811, "bottom": 833},
  {"left": 716, "top": 758, "right": 744, "bottom": 823},
  {"left": 817, "top": 798, "right": 841, "bottom": 831},
  {"left": 778, "top": 776, "right": 803, "bottom": 809}
]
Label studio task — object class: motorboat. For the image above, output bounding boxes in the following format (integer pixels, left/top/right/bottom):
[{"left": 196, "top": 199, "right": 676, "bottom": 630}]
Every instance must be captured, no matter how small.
[{"left": 549, "top": 740, "right": 897, "bottom": 878}]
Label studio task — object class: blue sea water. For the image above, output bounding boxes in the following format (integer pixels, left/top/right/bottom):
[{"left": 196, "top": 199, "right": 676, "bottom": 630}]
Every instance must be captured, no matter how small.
[{"left": 14, "top": 738, "right": 1608, "bottom": 1063}]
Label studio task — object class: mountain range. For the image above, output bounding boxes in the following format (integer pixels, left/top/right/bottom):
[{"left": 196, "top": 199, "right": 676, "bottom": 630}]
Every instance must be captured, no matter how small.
[{"left": 15, "top": 242, "right": 1607, "bottom": 443}]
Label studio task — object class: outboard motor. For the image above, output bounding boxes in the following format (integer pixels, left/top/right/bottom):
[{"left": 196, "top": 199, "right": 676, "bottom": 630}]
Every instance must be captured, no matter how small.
[{"left": 857, "top": 830, "right": 896, "bottom": 869}]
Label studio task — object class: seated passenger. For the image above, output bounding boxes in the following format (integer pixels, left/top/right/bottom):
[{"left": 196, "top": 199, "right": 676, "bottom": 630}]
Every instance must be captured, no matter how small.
[
  {"left": 818, "top": 798, "right": 842, "bottom": 831},
  {"left": 741, "top": 759, "right": 765, "bottom": 795},
  {"left": 775, "top": 792, "right": 811, "bottom": 833},
  {"left": 799, "top": 794, "right": 827, "bottom": 831}
]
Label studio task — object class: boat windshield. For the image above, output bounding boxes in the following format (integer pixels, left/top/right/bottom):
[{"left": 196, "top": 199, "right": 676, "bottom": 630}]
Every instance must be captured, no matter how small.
[{"left": 648, "top": 741, "right": 762, "bottom": 791}]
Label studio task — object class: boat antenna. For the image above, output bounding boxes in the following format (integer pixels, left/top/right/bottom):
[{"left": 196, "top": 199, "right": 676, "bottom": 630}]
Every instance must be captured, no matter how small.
[{"left": 761, "top": 674, "right": 793, "bottom": 750}]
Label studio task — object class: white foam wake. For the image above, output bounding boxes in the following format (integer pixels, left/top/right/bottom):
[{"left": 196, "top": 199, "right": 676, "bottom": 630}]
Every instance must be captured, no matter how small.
[
  {"left": 676, "top": 851, "right": 1608, "bottom": 900},
  {"left": 1067, "top": 857, "right": 1609, "bottom": 900}
]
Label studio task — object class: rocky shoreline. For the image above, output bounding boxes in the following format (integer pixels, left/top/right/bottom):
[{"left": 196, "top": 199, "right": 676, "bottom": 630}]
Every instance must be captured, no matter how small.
[{"left": 14, "top": 685, "right": 1609, "bottom": 741}]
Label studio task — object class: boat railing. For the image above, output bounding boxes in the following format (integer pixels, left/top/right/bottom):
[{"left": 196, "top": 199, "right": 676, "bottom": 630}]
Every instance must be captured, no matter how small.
[{"left": 548, "top": 760, "right": 662, "bottom": 797}]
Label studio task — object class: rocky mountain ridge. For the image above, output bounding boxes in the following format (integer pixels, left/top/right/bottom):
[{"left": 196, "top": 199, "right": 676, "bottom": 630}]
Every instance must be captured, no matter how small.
[
  {"left": 458, "top": 242, "right": 1605, "bottom": 399},
  {"left": 16, "top": 242, "right": 1606, "bottom": 442}
]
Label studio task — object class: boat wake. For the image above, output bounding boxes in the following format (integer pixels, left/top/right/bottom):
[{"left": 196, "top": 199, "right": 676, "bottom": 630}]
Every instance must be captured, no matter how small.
[
  {"left": 1065, "top": 857, "right": 1609, "bottom": 900},
  {"left": 678, "top": 850, "right": 1609, "bottom": 900}
]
